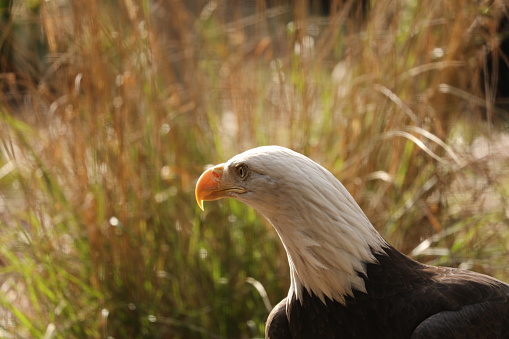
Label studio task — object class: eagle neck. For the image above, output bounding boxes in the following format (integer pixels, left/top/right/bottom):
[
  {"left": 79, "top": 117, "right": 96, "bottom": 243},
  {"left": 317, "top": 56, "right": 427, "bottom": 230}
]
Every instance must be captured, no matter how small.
[{"left": 265, "top": 181, "right": 388, "bottom": 307}]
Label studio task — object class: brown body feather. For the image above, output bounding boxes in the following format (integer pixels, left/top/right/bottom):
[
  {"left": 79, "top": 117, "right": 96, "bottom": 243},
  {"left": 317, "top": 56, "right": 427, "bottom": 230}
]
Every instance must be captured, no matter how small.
[{"left": 267, "top": 246, "right": 509, "bottom": 339}]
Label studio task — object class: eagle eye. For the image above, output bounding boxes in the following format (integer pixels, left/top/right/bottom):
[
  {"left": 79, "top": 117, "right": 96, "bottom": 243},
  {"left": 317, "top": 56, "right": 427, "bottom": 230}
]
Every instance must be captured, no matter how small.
[{"left": 235, "top": 164, "right": 248, "bottom": 179}]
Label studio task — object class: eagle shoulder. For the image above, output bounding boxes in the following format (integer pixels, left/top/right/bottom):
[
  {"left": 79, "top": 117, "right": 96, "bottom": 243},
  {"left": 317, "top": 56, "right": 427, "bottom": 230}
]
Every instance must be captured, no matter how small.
[
  {"left": 411, "top": 265, "right": 509, "bottom": 338},
  {"left": 266, "top": 298, "right": 291, "bottom": 339}
]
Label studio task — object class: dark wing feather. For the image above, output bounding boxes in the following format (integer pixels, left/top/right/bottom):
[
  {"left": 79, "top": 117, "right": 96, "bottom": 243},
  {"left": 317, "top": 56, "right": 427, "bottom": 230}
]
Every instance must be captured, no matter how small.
[
  {"left": 266, "top": 298, "right": 291, "bottom": 339},
  {"left": 411, "top": 265, "right": 509, "bottom": 338},
  {"left": 412, "top": 300, "right": 509, "bottom": 338},
  {"left": 282, "top": 246, "right": 509, "bottom": 339}
]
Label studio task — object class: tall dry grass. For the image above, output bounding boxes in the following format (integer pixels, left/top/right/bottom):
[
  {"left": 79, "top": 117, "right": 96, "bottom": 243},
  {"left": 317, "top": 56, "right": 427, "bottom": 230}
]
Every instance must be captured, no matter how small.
[{"left": 0, "top": 0, "right": 508, "bottom": 337}]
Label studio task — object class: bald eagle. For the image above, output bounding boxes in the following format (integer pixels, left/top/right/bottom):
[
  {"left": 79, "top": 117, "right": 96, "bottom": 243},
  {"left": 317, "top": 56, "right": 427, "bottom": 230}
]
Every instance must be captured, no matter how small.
[{"left": 195, "top": 146, "right": 509, "bottom": 339}]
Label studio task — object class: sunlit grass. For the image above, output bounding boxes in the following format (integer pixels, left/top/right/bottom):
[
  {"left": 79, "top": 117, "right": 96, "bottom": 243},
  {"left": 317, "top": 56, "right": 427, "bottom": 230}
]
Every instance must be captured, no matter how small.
[{"left": 0, "top": 0, "right": 508, "bottom": 337}]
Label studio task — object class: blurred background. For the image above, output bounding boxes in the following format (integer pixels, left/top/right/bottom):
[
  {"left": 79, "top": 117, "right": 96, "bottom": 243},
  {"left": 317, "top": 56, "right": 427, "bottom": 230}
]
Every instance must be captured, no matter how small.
[{"left": 0, "top": 0, "right": 508, "bottom": 337}]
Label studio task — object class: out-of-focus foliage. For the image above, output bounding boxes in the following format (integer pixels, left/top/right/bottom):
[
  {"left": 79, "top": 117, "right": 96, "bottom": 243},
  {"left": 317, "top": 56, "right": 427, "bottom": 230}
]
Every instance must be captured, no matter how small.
[{"left": 0, "top": 0, "right": 508, "bottom": 337}]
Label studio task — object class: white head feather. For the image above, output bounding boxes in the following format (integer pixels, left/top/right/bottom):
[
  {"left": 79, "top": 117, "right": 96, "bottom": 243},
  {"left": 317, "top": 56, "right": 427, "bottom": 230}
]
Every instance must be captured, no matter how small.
[{"left": 225, "top": 146, "right": 388, "bottom": 305}]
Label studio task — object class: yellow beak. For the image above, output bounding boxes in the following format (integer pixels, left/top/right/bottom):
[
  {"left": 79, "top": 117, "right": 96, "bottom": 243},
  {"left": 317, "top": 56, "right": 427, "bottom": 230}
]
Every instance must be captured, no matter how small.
[{"left": 195, "top": 165, "right": 224, "bottom": 210}]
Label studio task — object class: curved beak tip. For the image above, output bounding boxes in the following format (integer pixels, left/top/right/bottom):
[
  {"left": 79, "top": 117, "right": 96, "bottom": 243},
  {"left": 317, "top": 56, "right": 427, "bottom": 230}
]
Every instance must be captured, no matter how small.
[
  {"left": 195, "top": 182, "right": 207, "bottom": 211},
  {"left": 197, "top": 198, "right": 204, "bottom": 211},
  {"left": 195, "top": 165, "right": 223, "bottom": 211}
]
